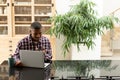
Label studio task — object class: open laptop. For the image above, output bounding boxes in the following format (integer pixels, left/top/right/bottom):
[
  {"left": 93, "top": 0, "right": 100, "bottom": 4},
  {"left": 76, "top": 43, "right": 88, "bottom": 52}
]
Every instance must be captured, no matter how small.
[{"left": 19, "top": 50, "right": 50, "bottom": 68}]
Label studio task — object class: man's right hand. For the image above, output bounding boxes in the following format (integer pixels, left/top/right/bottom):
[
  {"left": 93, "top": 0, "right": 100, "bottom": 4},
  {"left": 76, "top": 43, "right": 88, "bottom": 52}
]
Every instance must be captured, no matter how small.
[{"left": 15, "top": 60, "right": 23, "bottom": 66}]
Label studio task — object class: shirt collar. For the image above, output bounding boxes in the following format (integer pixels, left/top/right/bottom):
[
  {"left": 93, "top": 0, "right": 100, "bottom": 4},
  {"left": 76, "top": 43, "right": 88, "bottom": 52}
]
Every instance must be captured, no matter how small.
[{"left": 28, "top": 34, "right": 41, "bottom": 43}]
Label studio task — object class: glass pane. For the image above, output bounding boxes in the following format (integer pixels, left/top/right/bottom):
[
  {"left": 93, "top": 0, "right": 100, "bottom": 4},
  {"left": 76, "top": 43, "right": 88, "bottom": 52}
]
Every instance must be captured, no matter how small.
[
  {"left": 35, "top": 0, "right": 51, "bottom": 4},
  {"left": 14, "top": 0, "right": 31, "bottom": 4},
  {"left": 15, "top": 6, "right": 31, "bottom": 14},
  {"left": 35, "top": 6, "right": 51, "bottom": 15},
  {"left": 15, "top": 16, "right": 31, "bottom": 24},
  {"left": 35, "top": 16, "right": 51, "bottom": 24},
  {"left": 0, "top": 7, "right": 7, "bottom": 14},
  {"left": 0, "top": 26, "right": 8, "bottom": 34},
  {"left": 42, "top": 26, "right": 51, "bottom": 34},
  {"left": 0, "top": 0, "right": 7, "bottom": 4},
  {"left": 15, "top": 26, "right": 29, "bottom": 34},
  {"left": 0, "top": 16, "right": 7, "bottom": 24}
]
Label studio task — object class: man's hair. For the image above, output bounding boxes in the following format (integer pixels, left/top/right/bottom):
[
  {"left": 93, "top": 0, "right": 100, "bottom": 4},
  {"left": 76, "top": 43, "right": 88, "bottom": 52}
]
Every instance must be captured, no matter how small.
[{"left": 30, "top": 21, "right": 42, "bottom": 29}]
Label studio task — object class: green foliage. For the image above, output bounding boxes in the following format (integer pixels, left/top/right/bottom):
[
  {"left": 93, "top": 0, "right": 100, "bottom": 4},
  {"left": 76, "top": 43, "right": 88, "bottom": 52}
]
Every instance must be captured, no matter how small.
[{"left": 50, "top": 0, "right": 119, "bottom": 55}]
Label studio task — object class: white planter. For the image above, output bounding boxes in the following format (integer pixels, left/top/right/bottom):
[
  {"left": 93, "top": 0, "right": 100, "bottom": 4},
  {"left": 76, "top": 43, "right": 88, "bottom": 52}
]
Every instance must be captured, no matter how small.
[{"left": 71, "top": 36, "right": 101, "bottom": 60}]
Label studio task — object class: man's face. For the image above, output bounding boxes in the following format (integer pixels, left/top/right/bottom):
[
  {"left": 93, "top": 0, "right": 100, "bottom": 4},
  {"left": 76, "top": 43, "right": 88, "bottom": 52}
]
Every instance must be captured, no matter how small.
[{"left": 30, "top": 29, "right": 41, "bottom": 42}]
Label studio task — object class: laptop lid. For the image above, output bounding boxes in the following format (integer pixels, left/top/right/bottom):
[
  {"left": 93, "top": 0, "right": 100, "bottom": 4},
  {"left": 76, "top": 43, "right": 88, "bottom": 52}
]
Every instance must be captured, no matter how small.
[{"left": 20, "top": 50, "right": 45, "bottom": 68}]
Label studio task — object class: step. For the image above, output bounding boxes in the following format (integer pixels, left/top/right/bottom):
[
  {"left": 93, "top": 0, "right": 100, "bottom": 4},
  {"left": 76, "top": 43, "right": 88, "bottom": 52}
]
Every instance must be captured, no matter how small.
[{"left": 101, "top": 52, "right": 113, "bottom": 57}]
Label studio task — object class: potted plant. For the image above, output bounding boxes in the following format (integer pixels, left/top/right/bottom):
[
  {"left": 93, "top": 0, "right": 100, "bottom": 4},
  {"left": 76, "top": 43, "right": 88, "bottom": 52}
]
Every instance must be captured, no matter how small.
[{"left": 50, "top": 0, "right": 119, "bottom": 56}]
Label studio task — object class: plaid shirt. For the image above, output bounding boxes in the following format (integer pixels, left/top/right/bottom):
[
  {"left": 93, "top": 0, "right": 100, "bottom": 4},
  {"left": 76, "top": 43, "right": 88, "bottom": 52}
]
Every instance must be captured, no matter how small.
[{"left": 13, "top": 34, "right": 52, "bottom": 62}]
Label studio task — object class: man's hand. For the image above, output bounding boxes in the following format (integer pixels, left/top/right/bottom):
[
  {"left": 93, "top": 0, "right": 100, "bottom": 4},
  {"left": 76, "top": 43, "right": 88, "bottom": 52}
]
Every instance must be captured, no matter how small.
[
  {"left": 15, "top": 60, "right": 23, "bottom": 66},
  {"left": 42, "top": 49, "right": 46, "bottom": 54}
]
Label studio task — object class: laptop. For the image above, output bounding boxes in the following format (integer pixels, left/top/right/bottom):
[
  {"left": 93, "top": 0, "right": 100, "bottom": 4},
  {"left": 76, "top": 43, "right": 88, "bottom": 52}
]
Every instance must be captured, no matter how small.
[{"left": 19, "top": 50, "right": 50, "bottom": 68}]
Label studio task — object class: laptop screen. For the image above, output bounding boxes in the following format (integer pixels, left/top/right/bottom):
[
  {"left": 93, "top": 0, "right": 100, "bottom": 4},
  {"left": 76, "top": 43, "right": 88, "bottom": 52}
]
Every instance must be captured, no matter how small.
[{"left": 20, "top": 50, "right": 45, "bottom": 68}]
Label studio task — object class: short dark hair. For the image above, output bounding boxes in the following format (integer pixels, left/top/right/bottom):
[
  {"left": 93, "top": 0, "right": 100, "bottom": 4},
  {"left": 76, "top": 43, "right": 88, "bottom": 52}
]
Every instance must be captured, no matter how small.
[{"left": 30, "top": 21, "right": 42, "bottom": 29}]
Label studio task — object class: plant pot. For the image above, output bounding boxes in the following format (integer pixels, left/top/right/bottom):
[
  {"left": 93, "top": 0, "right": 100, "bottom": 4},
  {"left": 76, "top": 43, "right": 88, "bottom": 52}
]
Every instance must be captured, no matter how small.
[{"left": 71, "top": 36, "right": 101, "bottom": 60}]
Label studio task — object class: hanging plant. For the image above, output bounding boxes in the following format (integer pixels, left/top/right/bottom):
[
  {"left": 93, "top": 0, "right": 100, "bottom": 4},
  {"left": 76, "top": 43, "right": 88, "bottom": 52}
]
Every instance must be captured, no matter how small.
[{"left": 50, "top": 0, "right": 119, "bottom": 55}]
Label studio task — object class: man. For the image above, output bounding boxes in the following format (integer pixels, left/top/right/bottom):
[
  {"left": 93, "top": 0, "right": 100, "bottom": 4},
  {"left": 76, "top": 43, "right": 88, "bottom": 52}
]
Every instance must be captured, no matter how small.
[{"left": 13, "top": 21, "right": 52, "bottom": 66}]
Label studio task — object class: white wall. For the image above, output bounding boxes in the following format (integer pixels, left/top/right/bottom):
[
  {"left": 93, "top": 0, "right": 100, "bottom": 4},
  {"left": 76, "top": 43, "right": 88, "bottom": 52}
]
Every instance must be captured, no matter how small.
[
  {"left": 103, "top": 0, "right": 120, "bottom": 15},
  {"left": 56, "top": 0, "right": 70, "bottom": 14},
  {"left": 55, "top": 0, "right": 103, "bottom": 60},
  {"left": 103, "top": 0, "right": 120, "bottom": 27}
]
